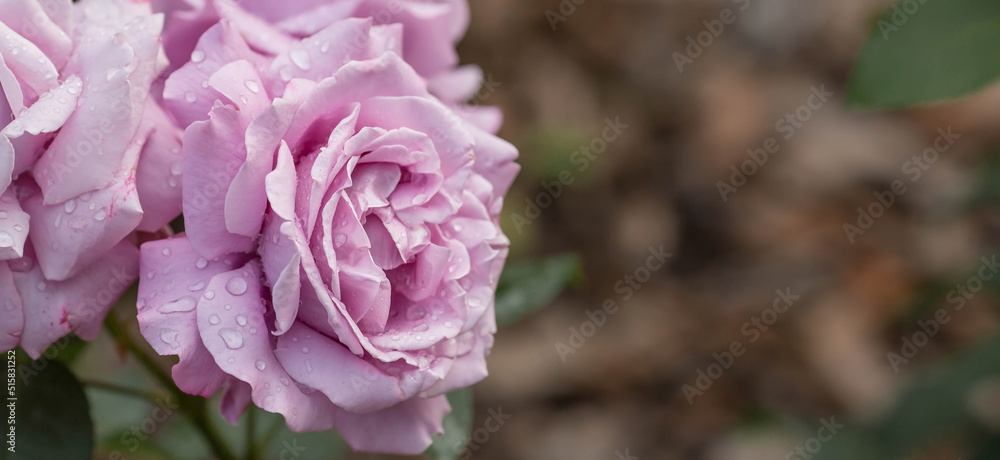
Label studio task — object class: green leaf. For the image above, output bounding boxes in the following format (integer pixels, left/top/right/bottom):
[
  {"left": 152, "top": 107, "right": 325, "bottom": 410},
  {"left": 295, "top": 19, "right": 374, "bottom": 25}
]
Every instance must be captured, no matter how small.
[
  {"left": 847, "top": 0, "right": 1000, "bottom": 108},
  {"left": 495, "top": 254, "right": 581, "bottom": 328},
  {"left": 425, "top": 389, "right": 474, "bottom": 460},
  {"left": 813, "top": 332, "right": 1000, "bottom": 459},
  {"left": 5, "top": 355, "right": 94, "bottom": 460}
]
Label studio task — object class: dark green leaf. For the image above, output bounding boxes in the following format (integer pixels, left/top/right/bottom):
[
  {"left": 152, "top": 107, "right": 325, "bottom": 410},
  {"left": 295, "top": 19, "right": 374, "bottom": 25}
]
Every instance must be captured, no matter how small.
[
  {"left": 495, "top": 254, "right": 581, "bottom": 327},
  {"left": 425, "top": 389, "right": 474, "bottom": 460},
  {"left": 847, "top": 0, "right": 1000, "bottom": 108},
  {"left": 4, "top": 355, "right": 93, "bottom": 460}
]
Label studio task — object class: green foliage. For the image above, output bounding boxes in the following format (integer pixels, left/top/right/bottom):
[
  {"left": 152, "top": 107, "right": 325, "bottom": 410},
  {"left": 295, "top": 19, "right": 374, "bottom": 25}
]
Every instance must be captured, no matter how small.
[
  {"left": 495, "top": 254, "right": 581, "bottom": 327},
  {"left": 812, "top": 332, "right": 1000, "bottom": 459},
  {"left": 848, "top": 0, "right": 1000, "bottom": 108},
  {"left": 425, "top": 389, "right": 474, "bottom": 460},
  {"left": 5, "top": 356, "right": 94, "bottom": 460}
]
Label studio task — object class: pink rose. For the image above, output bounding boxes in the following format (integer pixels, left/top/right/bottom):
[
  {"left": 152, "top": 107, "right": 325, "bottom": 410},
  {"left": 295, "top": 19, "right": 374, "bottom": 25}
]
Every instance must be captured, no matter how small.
[
  {"left": 137, "top": 20, "right": 518, "bottom": 454},
  {"left": 152, "top": 0, "right": 480, "bottom": 102},
  {"left": 0, "top": 0, "right": 184, "bottom": 358}
]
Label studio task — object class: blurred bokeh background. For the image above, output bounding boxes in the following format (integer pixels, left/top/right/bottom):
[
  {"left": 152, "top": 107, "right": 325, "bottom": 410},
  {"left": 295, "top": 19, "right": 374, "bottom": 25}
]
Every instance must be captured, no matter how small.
[{"left": 441, "top": 0, "right": 1000, "bottom": 458}]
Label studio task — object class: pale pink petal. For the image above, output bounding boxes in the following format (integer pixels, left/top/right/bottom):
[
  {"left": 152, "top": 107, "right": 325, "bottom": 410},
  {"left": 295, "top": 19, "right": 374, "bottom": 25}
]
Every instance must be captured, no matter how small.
[{"left": 333, "top": 395, "right": 450, "bottom": 455}]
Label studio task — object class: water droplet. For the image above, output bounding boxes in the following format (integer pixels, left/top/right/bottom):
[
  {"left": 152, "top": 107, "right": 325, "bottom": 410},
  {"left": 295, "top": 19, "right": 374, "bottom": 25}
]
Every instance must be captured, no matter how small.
[
  {"left": 320, "top": 42, "right": 330, "bottom": 53},
  {"left": 188, "top": 282, "right": 206, "bottom": 291},
  {"left": 170, "top": 162, "right": 182, "bottom": 176},
  {"left": 93, "top": 209, "right": 107, "bottom": 221},
  {"left": 219, "top": 328, "right": 244, "bottom": 349},
  {"left": 158, "top": 297, "right": 197, "bottom": 314},
  {"left": 204, "top": 290, "right": 216, "bottom": 300},
  {"left": 185, "top": 92, "right": 197, "bottom": 103},
  {"left": 239, "top": 95, "right": 249, "bottom": 105},
  {"left": 64, "top": 200, "right": 76, "bottom": 213},
  {"left": 334, "top": 234, "right": 347, "bottom": 247},
  {"left": 191, "top": 50, "right": 205, "bottom": 63},
  {"left": 469, "top": 297, "right": 482, "bottom": 308},
  {"left": 413, "top": 323, "right": 429, "bottom": 332},
  {"left": 36, "top": 281, "right": 46, "bottom": 291},
  {"left": 236, "top": 315, "right": 247, "bottom": 326},
  {"left": 305, "top": 361, "right": 313, "bottom": 373},
  {"left": 224, "top": 304, "right": 232, "bottom": 310},
  {"left": 255, "top": 360, "right": 266, "bottom": 371},
  {"left": 301, "top": 347, "right": 310, "bottom": 354},
  {"left": 279, "top": 66, "right": 293, "bottom": 82},
  {"left": 244, "top": 80, "right": 260, "bottom": 94},
  {"left": 195, "top": 258, "right": 208, "bottom": 269},
  {"left": 407, "top": 305, "right": 426, "bottom": 321},
  {"left": 280, "top": 377, "right": 290, "bottom": 386},
  {"left": 160, "top": 330, "right": 180, "bottom": 349},
  {"left": 11, "top": 224, "right": 21, "bottom": 232},
  {"left": 209, "top": 314, "right": 220, "bottom": 325},
  {"left": 226, "top": 277, "right": 248, "bottom": 295},
  {"left": 0, "top": 231, "right": 14, "bottom": 248},
  {"left": 289, "top": 49, "right": 312, "bottom": 70},
  {"left": 161, "top": 248, "right": 172, "bottom": 256}
]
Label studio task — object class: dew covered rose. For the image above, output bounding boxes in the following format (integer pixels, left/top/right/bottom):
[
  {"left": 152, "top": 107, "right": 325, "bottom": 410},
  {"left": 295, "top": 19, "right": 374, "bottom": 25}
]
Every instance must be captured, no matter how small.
[
  {"left": 0, "top": 0, "right": 184, "bottom": 358},
  {"left": 136, "top": 18, "right": 517, "bottom": 454},
  {"left": 152, "top": 0, "right": 481, "bottom": 102}
]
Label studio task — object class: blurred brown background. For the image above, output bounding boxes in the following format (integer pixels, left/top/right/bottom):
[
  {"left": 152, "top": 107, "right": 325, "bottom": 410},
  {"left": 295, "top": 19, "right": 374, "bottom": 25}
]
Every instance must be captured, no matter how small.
[{"left": 369, "top": 0, "right": 1000, "bottom": 458}]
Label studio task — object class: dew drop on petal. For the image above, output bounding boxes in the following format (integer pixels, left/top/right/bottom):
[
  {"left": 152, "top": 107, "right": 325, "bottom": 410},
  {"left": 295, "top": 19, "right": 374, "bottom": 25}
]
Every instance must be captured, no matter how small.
[
  {"left": 158, "top": 297, "right": 197, "bottom": 314},
  {"left": 195, "top": 258, "right": 208, "bottom": 269},
  {"left": 226, "top": 277, "right": 248, "bottom": 295},
  {"left": 185, "top": 92, "right": 197, "bottom": 103},
  {"left": 236, "top": 315, "right": 247, "bottom": 326},
  {"left": 204, "top": 290, "right": 216, "bottom": 300},
  {"left": 289, "top": 49, "right": 311, "bottom": 70},
  {"left": 255, "top": 360, "right": 266, "bottom": 371},
  {"left": 191, "top": 50, "right": 205, "bottom": 63},
  {"left": 160, "top": 330, "right": 180, "bottom": 349},
  {"left": 244, "top": 80, "right": 260, "bottom": 94},
  {"left": 219, "top": 328, "right": 244, "bottom": 349},
  {"left": 209, "top": 315, "right": 220, "bottom": 325},
  {"left": 64, "top": 200, "right": 76, "bottom": 213},
  {"left": 0, "top": 232, "right": 14, "bottom": 248}
]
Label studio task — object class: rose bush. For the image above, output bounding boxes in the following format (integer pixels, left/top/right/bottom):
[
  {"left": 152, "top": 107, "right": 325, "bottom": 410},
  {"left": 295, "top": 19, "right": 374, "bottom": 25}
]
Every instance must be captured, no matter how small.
[
  {"left": 0, "top": 0, "right": 183, "bottom": 358},
  {"left": 137, "top": 17, "right": 518, "bottom": 454}
]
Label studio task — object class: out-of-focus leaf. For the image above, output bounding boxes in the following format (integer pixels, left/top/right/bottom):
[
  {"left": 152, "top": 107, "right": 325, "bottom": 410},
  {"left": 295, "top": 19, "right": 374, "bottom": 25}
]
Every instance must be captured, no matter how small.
[
  {"left": 6, "top": 356, "right": 93, "bottom": 460},
  {"left": 813, "top": 332, "right": 1000, "bottom": 459},
  {"left": 425, "top": 389, "right": 474, "bottom": 460},
  {"left": 847, "top": 0, "right": 1000, "bottom": 108},
  {"left": 495, "top": 254, "right": 581, "bottom": 327}
]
